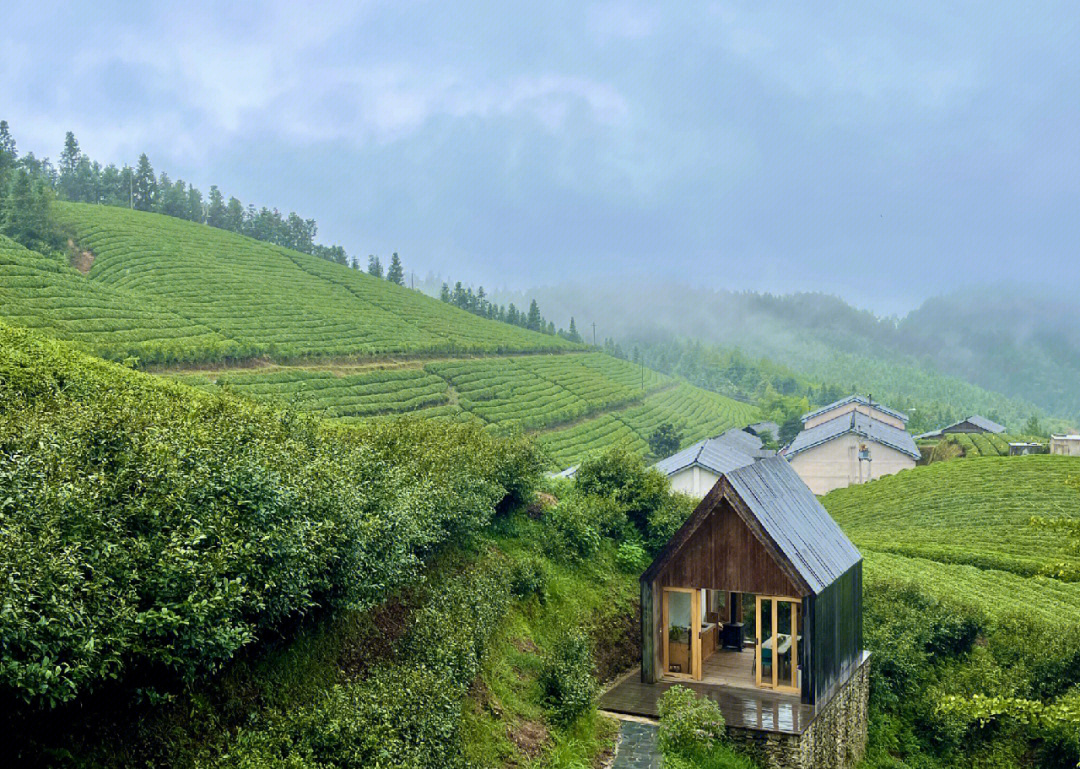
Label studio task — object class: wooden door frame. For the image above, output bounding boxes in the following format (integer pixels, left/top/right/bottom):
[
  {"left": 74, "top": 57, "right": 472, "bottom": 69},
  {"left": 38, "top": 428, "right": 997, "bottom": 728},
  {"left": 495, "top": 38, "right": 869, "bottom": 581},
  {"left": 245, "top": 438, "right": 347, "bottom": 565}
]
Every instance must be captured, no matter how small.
[
  {"left": 754, "top": 595, "right": 802, "bottom": 693},
  {"left": 662, "top": 587, "right": 701, "bottom": 681}
]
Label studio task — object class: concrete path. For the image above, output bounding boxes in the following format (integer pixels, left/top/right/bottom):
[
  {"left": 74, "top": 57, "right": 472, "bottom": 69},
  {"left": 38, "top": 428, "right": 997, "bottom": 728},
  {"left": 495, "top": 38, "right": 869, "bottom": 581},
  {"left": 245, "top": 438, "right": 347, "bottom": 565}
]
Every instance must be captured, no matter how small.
[{"left": 611, "top": 720, "right": 661, "bottom": 769}]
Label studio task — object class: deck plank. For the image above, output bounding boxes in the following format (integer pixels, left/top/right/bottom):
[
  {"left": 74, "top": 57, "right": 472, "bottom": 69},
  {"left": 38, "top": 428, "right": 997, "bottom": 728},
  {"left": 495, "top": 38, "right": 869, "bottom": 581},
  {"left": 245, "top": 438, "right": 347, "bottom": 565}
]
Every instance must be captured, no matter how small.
[{"left": 599, "top": 669, "right": 812, "bottom": 735}]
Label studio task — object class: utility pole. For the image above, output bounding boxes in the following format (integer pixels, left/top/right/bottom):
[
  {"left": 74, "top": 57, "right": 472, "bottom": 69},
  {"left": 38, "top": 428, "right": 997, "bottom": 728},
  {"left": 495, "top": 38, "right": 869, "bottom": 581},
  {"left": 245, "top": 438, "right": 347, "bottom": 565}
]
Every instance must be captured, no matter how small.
[
  {"left": 591, "top": 322, "right": 596, "bottom": 347},
  {"left": 128, "top": 166, "right": 133, "bottom": 209}
]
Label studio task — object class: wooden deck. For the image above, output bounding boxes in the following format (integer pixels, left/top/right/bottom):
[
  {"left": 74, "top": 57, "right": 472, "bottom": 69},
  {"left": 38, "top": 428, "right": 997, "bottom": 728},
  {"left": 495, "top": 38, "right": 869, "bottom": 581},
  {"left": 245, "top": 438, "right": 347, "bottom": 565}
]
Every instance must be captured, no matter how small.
[
  {"left": 700, "top": 647, "right": 756, "bottom": 689},
  {"left": 599, "top": 667, "right": 812, "bottom": 735}
]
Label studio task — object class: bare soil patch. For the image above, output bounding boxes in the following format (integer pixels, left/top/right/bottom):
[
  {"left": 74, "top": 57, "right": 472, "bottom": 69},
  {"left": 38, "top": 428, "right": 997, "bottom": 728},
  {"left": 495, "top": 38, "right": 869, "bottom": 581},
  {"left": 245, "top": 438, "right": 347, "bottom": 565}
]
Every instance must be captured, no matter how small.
[{"left": 68, "top": 239, "right": 95, "bottom": 274}]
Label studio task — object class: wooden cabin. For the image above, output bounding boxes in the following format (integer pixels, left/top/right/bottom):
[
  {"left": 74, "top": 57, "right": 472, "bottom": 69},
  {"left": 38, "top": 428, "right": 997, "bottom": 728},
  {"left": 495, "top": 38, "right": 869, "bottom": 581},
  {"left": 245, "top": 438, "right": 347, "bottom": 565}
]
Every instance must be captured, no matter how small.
[{"left": 639, "top": 457, "right": 863, "bottom": 706}]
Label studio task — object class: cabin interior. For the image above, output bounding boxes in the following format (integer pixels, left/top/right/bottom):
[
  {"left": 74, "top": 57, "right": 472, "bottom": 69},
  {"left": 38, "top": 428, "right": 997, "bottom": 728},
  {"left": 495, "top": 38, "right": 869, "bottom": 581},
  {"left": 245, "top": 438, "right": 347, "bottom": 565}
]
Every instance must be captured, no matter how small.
[{"left": 662, "top": 588, "right": 802, "bottom": 694}]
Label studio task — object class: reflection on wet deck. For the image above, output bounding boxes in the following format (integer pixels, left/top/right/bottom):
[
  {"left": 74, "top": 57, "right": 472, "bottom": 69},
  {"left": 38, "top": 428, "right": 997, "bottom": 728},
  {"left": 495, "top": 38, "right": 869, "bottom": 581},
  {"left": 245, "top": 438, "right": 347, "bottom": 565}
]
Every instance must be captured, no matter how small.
[{"left": 598, "top": 670, "right": 812, "bottom": 735}]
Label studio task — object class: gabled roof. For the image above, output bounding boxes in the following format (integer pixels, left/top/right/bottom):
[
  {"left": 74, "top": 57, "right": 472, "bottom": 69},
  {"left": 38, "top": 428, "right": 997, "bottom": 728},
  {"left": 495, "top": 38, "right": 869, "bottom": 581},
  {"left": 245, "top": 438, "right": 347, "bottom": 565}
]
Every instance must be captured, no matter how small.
[
  {"left": 785, "top": 411, "right": 921, "bottom": 460},
  {"left": 801, "top": 394, "right": 908, "bottom": 425},
  {"left": 915, "top": 414, "right": 1006, "bottom": 439},
  {"left": 746, "top": 421, "right": 780, "bottom": 438},
  {"left": 642, "top": 456, "right": 861, "bottom": 595},
  {"left": 652, "top": 428, "right": 764, "bottom": 477}
]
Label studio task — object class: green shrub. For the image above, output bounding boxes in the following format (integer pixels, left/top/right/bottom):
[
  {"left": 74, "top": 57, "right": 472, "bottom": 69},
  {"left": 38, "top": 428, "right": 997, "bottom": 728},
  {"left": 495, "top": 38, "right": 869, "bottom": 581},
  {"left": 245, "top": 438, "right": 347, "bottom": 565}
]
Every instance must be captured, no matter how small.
[
  {"left": 615, "top": 541, "right": 648, "bottom": 573},
  {"left": 646, "top": 493, "right": 697, "bottom": 554},
  {"left": 545, "top": 500, "right": 601, "bottom": 560},
  {"left": 539, "top": 629, "right": 596, "bottom": 726},
  {"left": 0, "top": 325, "right": 536, "bottom": 709},
  {"left": 573, "top": 446, "right": 671, "bottom": 536},
  {"left": 509, "top": 558, "right": 548, "bottom": 602},
  {"left": 657, "top": 685, "right": 727, "bottom": 758}
]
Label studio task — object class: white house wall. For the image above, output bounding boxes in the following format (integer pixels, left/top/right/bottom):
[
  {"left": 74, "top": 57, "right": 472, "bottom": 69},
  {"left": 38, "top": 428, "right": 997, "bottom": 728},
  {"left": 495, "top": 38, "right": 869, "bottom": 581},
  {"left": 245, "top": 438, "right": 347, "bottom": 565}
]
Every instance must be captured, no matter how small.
[
  {"left": 1050, "top": 436, "right": 1080, "bottom": 456},
  {"left": 787, "top": 434, "right": 915, "bottom": 495},
  {"left": 804, "top": 403, "right": 906, "bottom": 431},
  {"left": 668, "top": 465, "right": 721, "bottom": 498}
]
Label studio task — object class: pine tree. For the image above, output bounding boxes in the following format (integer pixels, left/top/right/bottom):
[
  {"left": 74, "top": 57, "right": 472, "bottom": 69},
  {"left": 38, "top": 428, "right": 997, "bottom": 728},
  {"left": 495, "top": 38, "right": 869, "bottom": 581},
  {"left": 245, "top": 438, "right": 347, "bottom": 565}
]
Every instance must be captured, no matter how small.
[
  {"left": 224, "top": 197, "right": 244, "bottom": 232},
  {"left": 186, "top": 185, "right": 204, "bottom": 222},
  {"left": 132, "top": 154, "right": 156, "bottom": 211},
  {"left": 568, "top": 317, "right": 581, "bottom": 343},
  {"left": 440, "top": 282, "right": 451, "bottom": 302},
  {"left": 367, "top": 255, "right": 383, "bottom": 278},
  {"left": 526, "top": 300, "right": 542, "bottom": 331},
  {"left": 57, "top": 131, "right": 81, "bottom": 200},
  {"left": 206, "top": 186, "right": 227, "bottom": 228},
  {"left": 386, "top": 252, "right": 404, "bottom": 285}
]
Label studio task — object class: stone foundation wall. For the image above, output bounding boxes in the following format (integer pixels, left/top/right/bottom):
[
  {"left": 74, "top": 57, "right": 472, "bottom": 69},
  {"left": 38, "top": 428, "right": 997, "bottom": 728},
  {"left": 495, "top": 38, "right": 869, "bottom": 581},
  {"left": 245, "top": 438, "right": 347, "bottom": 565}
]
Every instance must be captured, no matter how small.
[{"left": 727, "top": 657, "right": 870, "bottom": 769}]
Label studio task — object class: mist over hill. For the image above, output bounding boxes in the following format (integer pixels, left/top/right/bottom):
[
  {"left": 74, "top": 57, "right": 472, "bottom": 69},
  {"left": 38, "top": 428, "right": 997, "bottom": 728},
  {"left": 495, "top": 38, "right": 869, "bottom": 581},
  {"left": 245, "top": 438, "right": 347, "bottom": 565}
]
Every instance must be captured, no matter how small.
[{"left": 485, "top": 280, "right": 1080, "bottom": 426}]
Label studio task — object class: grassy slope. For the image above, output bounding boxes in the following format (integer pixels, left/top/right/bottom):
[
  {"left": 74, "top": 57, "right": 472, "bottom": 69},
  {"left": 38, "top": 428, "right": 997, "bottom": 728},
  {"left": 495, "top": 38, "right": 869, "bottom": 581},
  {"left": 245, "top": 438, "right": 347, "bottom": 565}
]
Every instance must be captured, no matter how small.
[
  {"left": 43, "top": 202, "right": 576, "bottom": 360},
  {"left": 172, "top": 358, "right": 759, "bottom": 467},
  {"left": 824, "top": 456, "right": 1080, "bottom": 578},
  {"left": 3, "top": 205, "right": 758, "bottom": 467}
]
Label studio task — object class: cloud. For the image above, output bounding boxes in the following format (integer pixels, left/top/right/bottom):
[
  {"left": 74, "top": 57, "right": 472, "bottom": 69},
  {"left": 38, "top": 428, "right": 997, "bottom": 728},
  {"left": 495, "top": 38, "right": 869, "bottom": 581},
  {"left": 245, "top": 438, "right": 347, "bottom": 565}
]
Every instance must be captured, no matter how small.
[{"left": 589, "top": 2, "right": 659, "bottom": 44}]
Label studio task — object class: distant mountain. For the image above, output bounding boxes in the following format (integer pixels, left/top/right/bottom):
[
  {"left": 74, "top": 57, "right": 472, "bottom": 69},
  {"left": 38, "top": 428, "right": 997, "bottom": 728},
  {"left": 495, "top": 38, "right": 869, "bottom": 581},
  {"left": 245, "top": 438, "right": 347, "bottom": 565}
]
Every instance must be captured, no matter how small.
[{"left": 487, "top": 281, "right": 1079, "bottom": 428}]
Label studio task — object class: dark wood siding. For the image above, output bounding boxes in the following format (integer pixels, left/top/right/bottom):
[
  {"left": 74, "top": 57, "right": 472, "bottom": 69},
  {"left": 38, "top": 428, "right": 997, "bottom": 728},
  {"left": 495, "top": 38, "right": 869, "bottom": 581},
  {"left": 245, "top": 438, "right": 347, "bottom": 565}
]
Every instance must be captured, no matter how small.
[
  {"left": 804, "top": 560, "right": 862, "bottom": 705},
  {"left": 657, "top": 500, "right": 799, "bottom": 596}
]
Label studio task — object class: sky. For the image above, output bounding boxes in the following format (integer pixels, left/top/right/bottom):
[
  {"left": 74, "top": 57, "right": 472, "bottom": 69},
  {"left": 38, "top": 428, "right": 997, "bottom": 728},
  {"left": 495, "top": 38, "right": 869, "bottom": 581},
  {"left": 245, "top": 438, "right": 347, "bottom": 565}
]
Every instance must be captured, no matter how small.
[{"left": 3, "top": 1, "right": 1078, "bottom": 314}]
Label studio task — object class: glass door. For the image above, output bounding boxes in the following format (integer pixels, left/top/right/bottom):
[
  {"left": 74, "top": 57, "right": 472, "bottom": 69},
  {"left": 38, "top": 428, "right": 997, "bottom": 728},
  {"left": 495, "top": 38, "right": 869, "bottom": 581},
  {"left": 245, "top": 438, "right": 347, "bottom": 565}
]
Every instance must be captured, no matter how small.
[
  {"left": 755, "top": 596, "right": 801, "bottom": 693},
  {"left": 663, "top": 588, "right": 700, "bottom": 679}
]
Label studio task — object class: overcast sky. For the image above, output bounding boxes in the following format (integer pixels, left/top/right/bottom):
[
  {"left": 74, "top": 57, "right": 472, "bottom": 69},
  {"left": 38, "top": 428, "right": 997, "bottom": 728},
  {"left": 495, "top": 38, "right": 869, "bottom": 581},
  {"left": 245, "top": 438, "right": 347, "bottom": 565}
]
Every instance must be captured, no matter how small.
[{"left": 3, "top": 1, "right": 1078, "bottom": 314}]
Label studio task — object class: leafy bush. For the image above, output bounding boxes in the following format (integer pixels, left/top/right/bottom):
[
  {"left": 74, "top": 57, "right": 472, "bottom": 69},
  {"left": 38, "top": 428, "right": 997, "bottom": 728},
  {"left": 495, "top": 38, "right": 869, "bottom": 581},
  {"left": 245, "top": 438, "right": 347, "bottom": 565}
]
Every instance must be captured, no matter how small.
[
  {"left": 211, "top": 557, "right": 513, "bottom": 769},
  {"left": 646, "top": 493, "right": 697, "bottom": 554},
  {"left": 0, "top": 325, "right": 537, "bottom": 709},
  {"left": 545, "top": 500, "right": 601, "bottom": 560},
  {"left": 573, "top": 445, "right": 671, "bottom": 536},
  {"left": 539, "top": 629, "right": 596, "bottom": 726},
  {"left": 615, "top": 541, "right": 648, "bottom": 573},
  {"left": 658, "top": 685, "right": 758, "bottom": 769},
  {"left": 509, "top": 558, "right": 548, "bottom": 602},
  {"left": 658, "top": 685, "right": 726, "bottom": 757}
]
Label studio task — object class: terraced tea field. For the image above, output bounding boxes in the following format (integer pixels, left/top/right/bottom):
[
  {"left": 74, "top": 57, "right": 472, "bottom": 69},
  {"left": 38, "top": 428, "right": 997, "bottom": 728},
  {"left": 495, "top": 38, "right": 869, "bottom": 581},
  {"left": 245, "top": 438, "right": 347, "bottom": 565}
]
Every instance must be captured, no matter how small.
[
  {"left": 20, "top": 203, "right": 575, "bottom": 363},
  {"left": 0, "top": 234, "right": 230, "bottom": 357},
  {"left": 920, "top": 432, "right": 1044, "bottom": 458},
  {"left": 173, "top": 353, "right": 759, "bottom": 465},
  {"left": 824, "top": 455, "right": 1080, "bottom": 579}
]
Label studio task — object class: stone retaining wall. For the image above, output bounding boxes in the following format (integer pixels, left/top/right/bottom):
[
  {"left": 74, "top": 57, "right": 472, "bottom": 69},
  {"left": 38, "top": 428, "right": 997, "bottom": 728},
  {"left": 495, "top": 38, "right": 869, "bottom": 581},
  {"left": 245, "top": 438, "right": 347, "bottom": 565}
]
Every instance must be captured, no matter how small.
[{"left": 727, "top": 657, "right": 870, "bottom": 769}]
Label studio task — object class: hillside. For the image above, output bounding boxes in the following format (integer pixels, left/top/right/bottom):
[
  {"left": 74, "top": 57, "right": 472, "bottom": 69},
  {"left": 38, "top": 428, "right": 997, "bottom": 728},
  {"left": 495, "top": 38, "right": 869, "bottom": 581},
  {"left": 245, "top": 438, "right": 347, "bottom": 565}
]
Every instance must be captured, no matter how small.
[
  {"left": 487, "top": 282, "right": 1071, "bottom": 430},
  {"left": 821, "top": 459, "right": 1080, "bottom": 767},
  {"left": 172, "top": 358, "right": 757, "bottom": 467},
  {"left": 824, "top": 456, "right": 1080, "bottom": 579},
  {"left": 44, "top": 202, "right": 575, "bottom": 362},
  {"left": 0, "top": 206, "right": 756, "bottom": 467}
]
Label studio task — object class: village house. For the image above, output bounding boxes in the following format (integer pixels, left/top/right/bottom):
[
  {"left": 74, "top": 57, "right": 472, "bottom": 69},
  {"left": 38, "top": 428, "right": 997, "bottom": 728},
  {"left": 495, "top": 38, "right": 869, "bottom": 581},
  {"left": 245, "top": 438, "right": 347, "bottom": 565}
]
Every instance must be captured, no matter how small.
[
  {"left": 599, "top": 458, "right": 869, "bottom": 769},
  {"left": 652, "top": 428, "right": 773, "bottom": 497},
  {"left": 915, "top": 414, "right": 1006, "bottom": 440},
  {"left": 1050, "top": 434, "right": 1080, "bottom": 456},
  {"left": 782, "top": 395, "right": 919, "bottom": 495}
]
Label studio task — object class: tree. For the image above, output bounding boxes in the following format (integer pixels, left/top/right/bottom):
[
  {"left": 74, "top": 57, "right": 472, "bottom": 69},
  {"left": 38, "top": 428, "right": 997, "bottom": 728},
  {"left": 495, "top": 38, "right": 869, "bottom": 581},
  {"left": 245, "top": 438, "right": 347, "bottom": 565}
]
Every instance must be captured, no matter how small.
[
  {"left": 224, "top": 197, "right": 244, "bottom": 232},
  {"left": 779, "top": 414, "right": 803, "bottom": 444},
  {"left": 3, "top": 169, "right": 59, "bottom": 253},
  {"left": 648, "top": 423, "right": 682, "bottom": 458},
  {"left": 57, "top": 131, "right": 81, "bottom": 200},
  {"left": 567, "top": 317, "right": 582, "bottom": 343},
  {"left": 1025, "top": 415, "right": 1045, "bottom": 438},
  {"left": 440, "top": 282, "right": 451, "bottom": 302},
  {"left": 367, "top": 255, "right": 383, "bottom": 278},
  {"left": 186, "top": 185, "right": 204, "bottom": 222},
  {"left": 526, "top": 300, "right": 542, "bottom": 331},
  {"left": 132, "top": 154, "right": 156, "bottom": 211},
  {"left": 386, "top": 252, "right": 404, "bottom": 285},
  {"left": 206, "top": 186, "right": 227, "bottom": 228}
]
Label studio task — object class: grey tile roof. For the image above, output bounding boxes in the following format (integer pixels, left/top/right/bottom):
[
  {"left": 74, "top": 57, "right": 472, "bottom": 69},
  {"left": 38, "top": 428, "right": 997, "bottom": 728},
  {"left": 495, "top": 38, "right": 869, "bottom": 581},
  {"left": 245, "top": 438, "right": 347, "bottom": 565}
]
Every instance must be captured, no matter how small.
[
  {"left": 746, "top": 421, "right": 780, "bottom": 438},
  {"left": 652, "top": 428, "right": 764, "bottom": 477},
  {"left": 801, "top": 394, "right": 908, "bottom": 425},
  {"left": 960, "top": 415, "right": 1006, "bottom": 433},
  {"left": 915, "top": 414, "right": 1007, "bottom": 439},
  {"left": 725, "top": 457, "right": 862, "bottom": 594},
  {"left": 785, "top": 411, "right": 921, "bottom": 461}
]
